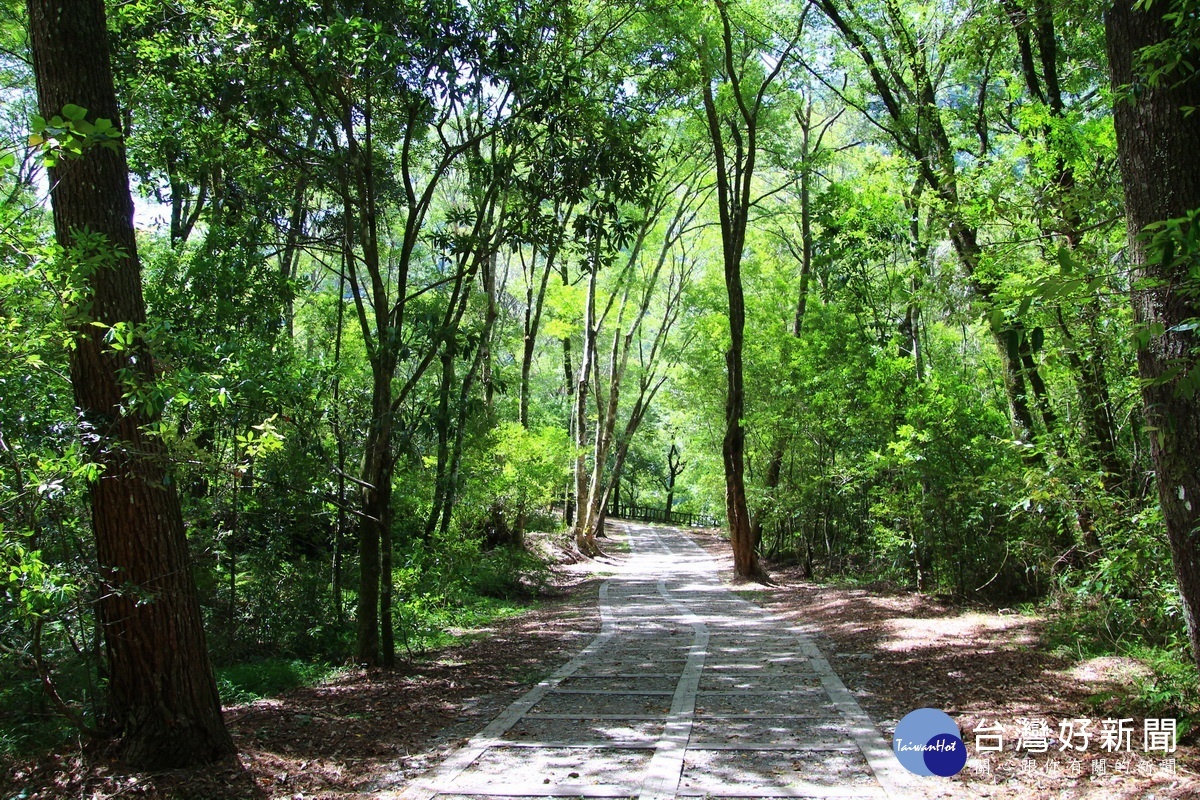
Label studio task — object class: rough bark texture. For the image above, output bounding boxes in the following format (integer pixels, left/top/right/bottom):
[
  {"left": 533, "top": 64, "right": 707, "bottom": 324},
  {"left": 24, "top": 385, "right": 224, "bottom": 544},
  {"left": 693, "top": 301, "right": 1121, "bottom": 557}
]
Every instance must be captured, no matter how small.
[
  {"left": 356, "top": 373, "right": 392, "bottom": 666},
  {"left": 1107, "top": 0, "right": 1200, "bottom": 669},
  {"left": 26, "top": 0, "right": 234, "bottom": 768}
]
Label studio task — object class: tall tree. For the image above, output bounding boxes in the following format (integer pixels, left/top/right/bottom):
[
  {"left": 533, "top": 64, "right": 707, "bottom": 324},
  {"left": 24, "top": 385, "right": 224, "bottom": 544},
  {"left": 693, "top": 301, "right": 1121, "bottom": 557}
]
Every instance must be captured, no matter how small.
[
  {"left": 1106, "top": 0, "right": 1200, "bottom": 671},
  {"left": 692, "top": 0, "right": 803, "bottom": 579},
  {"left": 817, "top": 0, "right": 1056, "bottom": 444},
  {"left": 25, "top": 0, "right": 234, "bottom": 767},
  {"left": 272, "top": 0, "right": 519, "bottom": 666}
]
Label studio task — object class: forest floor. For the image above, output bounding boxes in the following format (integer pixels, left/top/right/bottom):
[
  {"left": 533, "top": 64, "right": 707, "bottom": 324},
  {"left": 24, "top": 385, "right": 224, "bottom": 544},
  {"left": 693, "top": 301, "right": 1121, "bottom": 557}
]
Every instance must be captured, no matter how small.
[
  {"left": 686, "top": 527, "right": 1199, "bottom": 799},
  {"left": 4, "top": 524, "right": 1198, "bottom": 799}
]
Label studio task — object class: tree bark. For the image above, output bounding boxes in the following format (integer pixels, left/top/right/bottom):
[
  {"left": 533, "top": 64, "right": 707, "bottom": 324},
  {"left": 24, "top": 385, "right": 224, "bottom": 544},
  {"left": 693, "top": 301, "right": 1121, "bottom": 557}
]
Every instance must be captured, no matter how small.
[
  {"left": 572, "top": 260, "right": 601, "bottom": 555},
  {"left": 356, "top": 367, "right": 393, "bottom": 666},
  {"left": 1107, "top": 0, "right": 1200, "bottom": 670},
  {"left": 519, "top": 206, "right": 571, "bottom": 428},
  {"left": 699, "top": 1, "right": 790, "bottom": 581},
  {"left": 26, "top": 0, "right": 234, "bottom": 767}
]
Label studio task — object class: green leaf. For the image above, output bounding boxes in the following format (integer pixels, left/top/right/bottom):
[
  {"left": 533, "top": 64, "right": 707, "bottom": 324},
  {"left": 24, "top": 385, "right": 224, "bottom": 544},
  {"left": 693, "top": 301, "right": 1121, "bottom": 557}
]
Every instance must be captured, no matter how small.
[
  {"left": 1030, "top": 326, "right": 1045, "bottom": 352},
  {"left": 1056, "top": 245, "right": 1074, "bottom": 274},
  {"left": 62, "top": 104, "right": 87, "bottom": 121},
  {"left": 1161, "top": 238, "right": 1175, "bottom": 269}
]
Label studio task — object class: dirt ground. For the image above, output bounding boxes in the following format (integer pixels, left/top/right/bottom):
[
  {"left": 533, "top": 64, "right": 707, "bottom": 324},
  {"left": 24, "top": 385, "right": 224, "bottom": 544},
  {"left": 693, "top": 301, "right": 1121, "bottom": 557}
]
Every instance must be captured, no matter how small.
[
  {"left": 4, "top": 526, "right": 1198, "bottom": 799},
  {"left": 684, "top": 527, "right": 1199, "bottom": 799},
  {"left": 2, "top": 549, "right": 608, "bottom": 800}
]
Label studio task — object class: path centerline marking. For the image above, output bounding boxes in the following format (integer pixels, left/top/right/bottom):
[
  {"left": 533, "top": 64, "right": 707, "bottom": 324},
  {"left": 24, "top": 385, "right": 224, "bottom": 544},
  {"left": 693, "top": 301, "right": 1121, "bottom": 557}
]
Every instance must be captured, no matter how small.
[{"left": 391, "top": 522, "right": 912, "bottom": 800}]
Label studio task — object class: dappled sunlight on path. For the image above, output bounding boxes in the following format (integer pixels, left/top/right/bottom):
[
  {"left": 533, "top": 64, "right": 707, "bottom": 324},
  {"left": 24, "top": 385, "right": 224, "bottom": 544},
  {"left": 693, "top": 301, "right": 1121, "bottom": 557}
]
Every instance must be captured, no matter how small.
[{"left": 390, "top": 522, "right": 914, "bottom": 800}]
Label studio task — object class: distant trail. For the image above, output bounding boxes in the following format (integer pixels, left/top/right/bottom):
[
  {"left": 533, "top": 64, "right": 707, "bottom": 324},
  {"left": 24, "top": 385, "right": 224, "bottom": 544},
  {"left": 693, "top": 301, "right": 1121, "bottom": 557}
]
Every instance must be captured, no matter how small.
[{"left": 393, "top": 522, "right": 911, "bottom": 799}]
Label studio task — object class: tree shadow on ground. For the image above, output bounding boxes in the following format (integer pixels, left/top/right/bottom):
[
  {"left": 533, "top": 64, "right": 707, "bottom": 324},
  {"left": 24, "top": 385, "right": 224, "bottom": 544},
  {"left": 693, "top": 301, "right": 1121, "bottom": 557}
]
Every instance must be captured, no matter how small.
[{"left": 3, "top": 575, "right": 604, "bottom": 800}]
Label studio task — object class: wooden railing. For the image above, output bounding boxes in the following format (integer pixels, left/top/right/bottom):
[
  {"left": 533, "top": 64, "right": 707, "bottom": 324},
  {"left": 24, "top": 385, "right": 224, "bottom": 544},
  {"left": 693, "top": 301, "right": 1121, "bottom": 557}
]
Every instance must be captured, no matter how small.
[{"left": 605, "top": 502, "right": 720, "bottom": 528}]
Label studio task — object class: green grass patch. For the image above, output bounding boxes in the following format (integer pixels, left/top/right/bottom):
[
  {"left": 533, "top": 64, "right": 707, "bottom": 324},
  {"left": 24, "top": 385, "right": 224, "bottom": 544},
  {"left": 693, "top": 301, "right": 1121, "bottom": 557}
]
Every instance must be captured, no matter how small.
[
  {"left": 734, "top": 589, "right": 770, "bottom": 604},
  {"left": 1125, "top": 646, "right": 1200, "bottom": 723},
  {"left": 0, "top": 711, "right": 73, "bottom": 762},
  {"left": 1080, "top": 645, "right": 1200, "bottom": 737},
  {"left": 216, "top": 659, "right": 343, "bottom": 705},
  {"left": 1043, "top": 596, "right": 1199, "bottom": 731},
  {"left": 396, "top": 593, "right": 528, "bottom": 657}
]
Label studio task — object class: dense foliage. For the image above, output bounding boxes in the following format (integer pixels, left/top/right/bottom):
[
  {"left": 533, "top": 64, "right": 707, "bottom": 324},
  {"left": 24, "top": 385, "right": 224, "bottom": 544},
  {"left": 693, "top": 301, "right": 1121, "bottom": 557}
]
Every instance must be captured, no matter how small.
[{"left": 2, "top": 0, "right": 1198, "bottom": 759}]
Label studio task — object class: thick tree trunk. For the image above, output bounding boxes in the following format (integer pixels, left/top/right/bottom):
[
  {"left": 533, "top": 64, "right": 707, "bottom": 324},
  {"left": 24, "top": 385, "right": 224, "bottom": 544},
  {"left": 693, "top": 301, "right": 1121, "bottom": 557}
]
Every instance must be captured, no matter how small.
[
  {"left": 723, "top": 301, "right": 761, "bottom": 578},
  {"left": 356, "top": 367, "right": 393, "bottom": 666},
  {"left": 1107, "top": 0, "right": 1200, "bottom": 669},
  {"left": 26, "top": 0, "right": 234, "bottom": 767}
]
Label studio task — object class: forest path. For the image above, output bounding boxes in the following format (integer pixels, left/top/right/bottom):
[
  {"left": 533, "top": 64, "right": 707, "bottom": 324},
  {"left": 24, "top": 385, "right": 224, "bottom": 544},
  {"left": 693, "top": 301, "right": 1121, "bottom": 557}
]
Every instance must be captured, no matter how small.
[{"left": 392, "top": 522, "right": 912, "bottom": 800}]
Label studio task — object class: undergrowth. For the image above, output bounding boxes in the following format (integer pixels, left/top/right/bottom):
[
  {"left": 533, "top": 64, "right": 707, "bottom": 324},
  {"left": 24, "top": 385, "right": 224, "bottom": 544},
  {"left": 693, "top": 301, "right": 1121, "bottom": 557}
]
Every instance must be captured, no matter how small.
[
  {"left": 395, "top": 594, "right": 527, "bottom": 657},
  {"left": 1, "top": 539, "right": 553, "bottom": 760},
  {"left": 393, "top": 539, "right": 551, "bottom": 657},
  {"left": 1043, "top": 594, "right": 1199, "bottom": 734},
  {"left": 215, "top": 659, "right": 345, "bottom": 705}
]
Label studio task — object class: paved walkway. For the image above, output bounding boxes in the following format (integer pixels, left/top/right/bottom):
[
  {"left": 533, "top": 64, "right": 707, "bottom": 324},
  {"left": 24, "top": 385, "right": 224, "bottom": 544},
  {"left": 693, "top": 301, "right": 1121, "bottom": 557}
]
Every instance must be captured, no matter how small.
[{"left": 395, "top": 523, "right": 910, "bottom": 799}]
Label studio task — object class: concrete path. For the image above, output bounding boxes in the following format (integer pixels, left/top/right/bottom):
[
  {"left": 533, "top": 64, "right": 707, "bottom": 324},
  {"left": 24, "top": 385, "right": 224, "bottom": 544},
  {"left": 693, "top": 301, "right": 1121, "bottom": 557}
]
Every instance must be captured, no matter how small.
[{"left": 394, "top": 523, "right": 911, "bottom": 800}]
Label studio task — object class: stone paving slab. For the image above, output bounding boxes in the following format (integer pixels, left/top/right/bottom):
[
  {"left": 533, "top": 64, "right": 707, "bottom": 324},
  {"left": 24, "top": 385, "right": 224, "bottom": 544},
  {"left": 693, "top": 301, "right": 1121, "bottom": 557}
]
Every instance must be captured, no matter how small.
[
  {"left": 694, "top": 692, "right": 829, "bottom": 716},
  {"left": 558, "top": 676, "right": 681, "bottom": 693},
  {"left": 689, "top": 719, "right": 851, "bottom": 747},
  {"left": 531, "top": 692, "right": 674, "bottom": 717},
  {"left": 467, "top": 746, "right": 653, "bottom": 781},
  {"left": 679, "top": 749, "right": 879, "bottom": 789},
  {"left": 574, "top": 659, "right": 690, "bottom": 674},
  {"left": 700, "top": 660, "right": 814, "bottom": 673},
  {"left": 697, "top": 674, "right": 824, "bottom": 692},
  {"left": 395, "top": 524, "right": 911, "bottom": 800},
  {"left": 504, "top": 718, "right": 665, "bottom": 745}
]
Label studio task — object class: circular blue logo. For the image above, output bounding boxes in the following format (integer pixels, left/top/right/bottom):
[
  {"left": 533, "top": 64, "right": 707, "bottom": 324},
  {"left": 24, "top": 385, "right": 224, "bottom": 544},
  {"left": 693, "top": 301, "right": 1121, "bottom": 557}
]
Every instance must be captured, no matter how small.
[{"left": 893, "top": 708, "right": 967, "bottom": 776}]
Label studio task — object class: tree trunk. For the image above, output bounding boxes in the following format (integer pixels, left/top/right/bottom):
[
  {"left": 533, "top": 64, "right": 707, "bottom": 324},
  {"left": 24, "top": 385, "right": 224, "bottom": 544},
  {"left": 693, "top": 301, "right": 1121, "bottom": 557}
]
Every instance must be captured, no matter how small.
[
  {"left": 700, "top": 22, "right": 769, "bottom": 581},
  {"left": 440, "top": 259, "right": 496, "bottom": 540},
  {"left": 26, "top": 0, "right": 234, "bottom": 767},
  {"left": 572, "top": 262, "right": 601, "bottom": 556},
  {"left": 664, "top": 442, "right": 684, "bottom": 523},
  {"left": 356, "top": 365, "right": 393, "bottom": 666},
  {"left": 584, "top": 326, "right": 624, "bottom": 539},
  {"left": 1107, "top": 0, "right": 1200, "bottom": 670},
  {"left": 756, "top": 103, "right": 820, "bottom": 550},
  {"left": 519, "top": 208, "right": 571, "bottom": 428},
  {"left": 723, "top": 304, "right": 760, "bottom": 578},
  {"left": 1004, "top": 0, "right": 1125, "bottom": 487},
  {"left": 560, "top": 263, "right": 575, "bottom": 526},
  {"left": 332, "top": 269, "right": 347, "bottom": 627},
  {"left": 425, "top": 337, "right": 456, "bottom": 540},
  {"left": 818, "top": 0, "right": 1053, "bottom": 443},
  {"left": 481, "top": 250, "right": 498, "bottom": 414}
]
